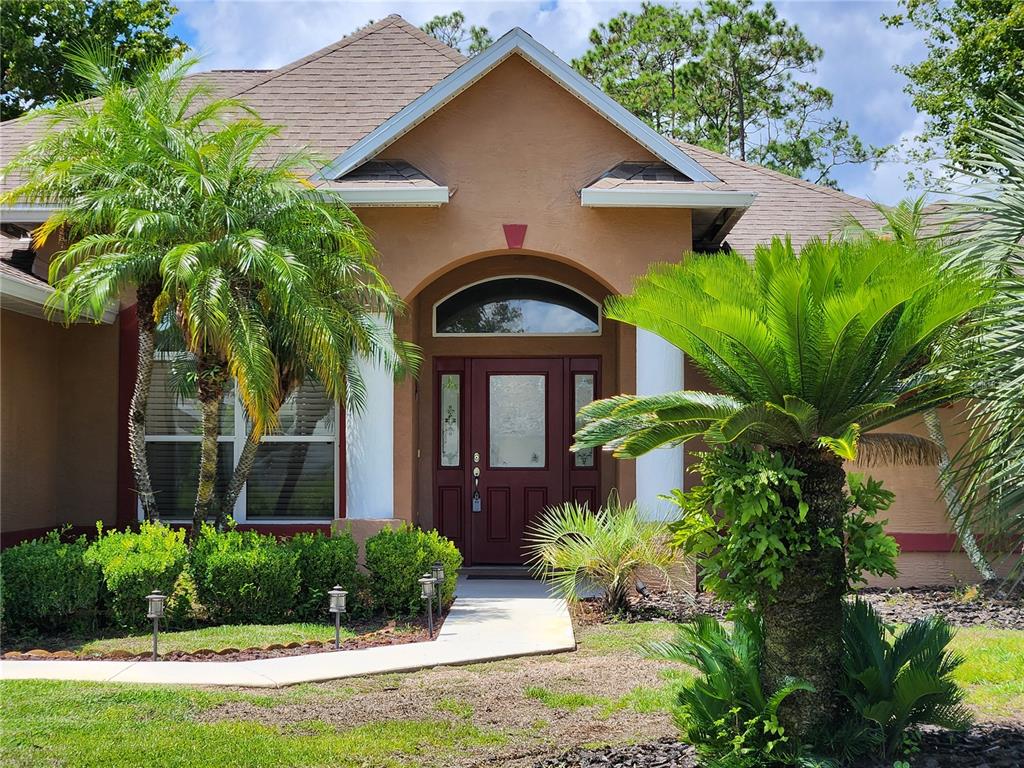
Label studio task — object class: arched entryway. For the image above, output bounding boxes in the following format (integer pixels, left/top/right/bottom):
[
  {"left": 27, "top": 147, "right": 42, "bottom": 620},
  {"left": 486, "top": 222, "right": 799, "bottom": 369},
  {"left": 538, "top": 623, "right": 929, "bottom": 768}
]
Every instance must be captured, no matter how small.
[{"left": 401, "top": 253, "right": 627, "bottom": 566}]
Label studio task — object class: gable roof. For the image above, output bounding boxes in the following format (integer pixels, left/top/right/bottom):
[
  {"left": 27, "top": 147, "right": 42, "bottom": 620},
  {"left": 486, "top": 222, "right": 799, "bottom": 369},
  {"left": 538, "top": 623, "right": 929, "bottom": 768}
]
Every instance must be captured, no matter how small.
[
  {"left": 316, "top": 27, "right": 719, "bottom": 184},
  {"left": 1, "top": 14, "right": 891, "bottom": 253}
]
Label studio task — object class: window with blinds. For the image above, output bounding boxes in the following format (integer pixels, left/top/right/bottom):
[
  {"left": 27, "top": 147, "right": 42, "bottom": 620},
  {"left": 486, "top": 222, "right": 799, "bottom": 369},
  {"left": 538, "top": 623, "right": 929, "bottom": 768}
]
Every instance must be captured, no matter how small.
[{"left": 144, "top": 356, "right": 337, "bottom": 521}]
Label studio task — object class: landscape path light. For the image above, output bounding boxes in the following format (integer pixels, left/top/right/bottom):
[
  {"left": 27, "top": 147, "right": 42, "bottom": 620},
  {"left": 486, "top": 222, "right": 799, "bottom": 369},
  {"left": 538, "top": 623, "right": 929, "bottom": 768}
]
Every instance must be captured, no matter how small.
[
  {"left": 146, "top": 590, "right": 166, "bottom": 661},
  {"left": 419, "top": 574, "right": 436, "bottom": 639},
  {"left": 431, "top": 560, "right": 445, "bottom": 621},
  {"left": 328, "top": 586, "right": 348, "bottom": 650}
]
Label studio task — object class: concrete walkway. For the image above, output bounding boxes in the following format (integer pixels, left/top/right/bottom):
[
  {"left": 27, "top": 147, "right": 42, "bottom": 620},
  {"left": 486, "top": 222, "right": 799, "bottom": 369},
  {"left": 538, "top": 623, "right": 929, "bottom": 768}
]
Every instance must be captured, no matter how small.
[{"left": 0, "top": 578, "right": 575, "bottom": 688}]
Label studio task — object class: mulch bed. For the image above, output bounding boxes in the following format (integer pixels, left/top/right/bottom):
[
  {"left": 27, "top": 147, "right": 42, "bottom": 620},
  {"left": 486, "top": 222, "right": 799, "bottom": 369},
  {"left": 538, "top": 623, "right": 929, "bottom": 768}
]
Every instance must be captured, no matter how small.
[
  {"left": 2, "top": 611, "right": 448, "bottom": 662},
  {"left": 605, "top": 585, "right": 1024, "bottom": 631},
  {"left": 535, "top": 724, "right": 1024, "bottom": 767}
]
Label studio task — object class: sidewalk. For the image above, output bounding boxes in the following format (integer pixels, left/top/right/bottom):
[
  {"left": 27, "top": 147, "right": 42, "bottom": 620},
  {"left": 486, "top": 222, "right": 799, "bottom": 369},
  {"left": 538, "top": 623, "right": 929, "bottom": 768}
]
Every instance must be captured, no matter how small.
[{"left": 0, "top": 577, "right": 576, "bottom": 688}]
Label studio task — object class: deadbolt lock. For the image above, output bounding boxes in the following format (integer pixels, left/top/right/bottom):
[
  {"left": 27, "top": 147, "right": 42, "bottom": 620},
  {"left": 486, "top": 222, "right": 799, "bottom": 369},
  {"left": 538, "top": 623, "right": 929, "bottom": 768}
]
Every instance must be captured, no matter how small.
[{"left": 473, "top": 451, "right": 480, "bottom": 463}]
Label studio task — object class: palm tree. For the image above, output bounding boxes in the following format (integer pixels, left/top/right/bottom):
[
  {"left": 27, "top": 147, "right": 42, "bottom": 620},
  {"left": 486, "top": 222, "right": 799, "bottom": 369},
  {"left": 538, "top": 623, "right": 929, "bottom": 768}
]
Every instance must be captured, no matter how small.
[
  {"left": 573, "top": 236, "right": 988, "bottom": 738},
  {"left": 841, "top": 196, "right": 997, "bottom": 582},
  {"left": 218, "top": 279, "right": 419, "bottom": 526},
  {"left": 1, "top": 49, "right": 246, "bottom": 520},
  {"left": 946, "top": 96, "right": 1024, "bottom": 583},
  {"left": 129, "top": 117, "right": 402, "bottom": 534}
]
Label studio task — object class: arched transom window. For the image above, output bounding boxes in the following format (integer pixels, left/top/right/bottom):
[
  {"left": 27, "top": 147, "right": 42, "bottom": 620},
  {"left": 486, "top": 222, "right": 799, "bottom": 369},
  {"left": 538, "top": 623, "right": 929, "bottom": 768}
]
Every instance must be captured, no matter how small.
[{"left": 434, "top": 277, "right": 601, "bottom": 336}]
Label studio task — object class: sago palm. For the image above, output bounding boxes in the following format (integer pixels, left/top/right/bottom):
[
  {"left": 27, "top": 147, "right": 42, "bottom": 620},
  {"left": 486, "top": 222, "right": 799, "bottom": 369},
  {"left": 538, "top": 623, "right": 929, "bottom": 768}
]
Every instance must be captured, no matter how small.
[
  {"left": 840, "top": 195, "right": 997, "bottom": 582},
  {"left": 0, "top": 48, "right": 246, "bottom": 519},
  {"left": 573, "top": 236, "right": 988, "bottom": 737}
]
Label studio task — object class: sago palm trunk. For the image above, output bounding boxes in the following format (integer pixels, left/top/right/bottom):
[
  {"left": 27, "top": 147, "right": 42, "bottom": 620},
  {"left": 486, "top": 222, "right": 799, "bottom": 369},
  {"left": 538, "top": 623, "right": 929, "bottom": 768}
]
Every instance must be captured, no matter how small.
[
  {"left": 192, "top": 362, "right": 227, "bottom": 540},
  {"left": 923, "top": 408, "right": 998, "bottom": 582},
  {"left": 130, "top": 284, "right": 160, "bottom": 520},
  {"left": 759, "top": 445, "right": 847, "bottom": 741}
]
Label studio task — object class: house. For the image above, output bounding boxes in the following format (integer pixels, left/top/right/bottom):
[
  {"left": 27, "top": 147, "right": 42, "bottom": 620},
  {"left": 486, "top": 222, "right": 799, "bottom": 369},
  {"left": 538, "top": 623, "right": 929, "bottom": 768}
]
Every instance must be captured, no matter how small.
[{"left": 0, "top": 16, "right": 976, "bottom": 585}]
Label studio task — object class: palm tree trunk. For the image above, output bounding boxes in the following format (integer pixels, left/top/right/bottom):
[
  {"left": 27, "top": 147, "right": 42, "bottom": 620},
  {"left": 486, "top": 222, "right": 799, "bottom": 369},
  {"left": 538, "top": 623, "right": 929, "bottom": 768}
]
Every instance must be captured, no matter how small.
[
  {"left": 191, "top": 361, "right": 227, "bottom": 540},
  {"left": 759, "top": 445, "right": 847, "bottom": 741},
  {"left": 923, "top": 408, "right": 998, "bottom": 582},
  {"left": 219, "top": 422, "right": 260, "bottom": 528},
  {"left": 131, "top": 285, "right": 160, "bottom": 520}
]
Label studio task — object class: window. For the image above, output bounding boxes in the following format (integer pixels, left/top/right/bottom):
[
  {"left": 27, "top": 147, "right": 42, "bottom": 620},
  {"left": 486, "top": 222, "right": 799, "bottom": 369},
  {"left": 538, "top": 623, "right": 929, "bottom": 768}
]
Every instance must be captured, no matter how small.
[
  {"left": 435, "top": 277, "right": 600, "bottom": 335},
  {"left": 144, "top": 356, "right": 338, "bottom": 522}
]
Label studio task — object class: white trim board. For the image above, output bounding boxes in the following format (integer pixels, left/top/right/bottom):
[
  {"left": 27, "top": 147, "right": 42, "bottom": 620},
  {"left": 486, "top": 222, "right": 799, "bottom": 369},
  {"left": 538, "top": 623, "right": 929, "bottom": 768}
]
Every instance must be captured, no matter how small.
[
  {"left": 0, "top": 205, "right": 60, "bottom": 224},
  {"left": 0, "top": 272, "right": 117, "bottom": 324},
  {"left": 320, "top": 186, "right": 450, "bottom": 207},
  {"left": 581, "top": 188, "right": 757, "bottom": 209},
  {"left": 315, "top": 28, "right": 720, "bottom": 185}
]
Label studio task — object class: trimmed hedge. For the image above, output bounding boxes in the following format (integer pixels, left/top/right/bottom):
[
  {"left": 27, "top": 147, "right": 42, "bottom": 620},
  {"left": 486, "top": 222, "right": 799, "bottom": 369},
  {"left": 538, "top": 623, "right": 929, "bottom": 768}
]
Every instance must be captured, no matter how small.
[
  {"left": 1, "top": 523, "right": 460, "bottom": 635},
  {"left": 288, "top": 530, "right": 361, "bottom": 621},
  {"left": 0, "top": 530, "right": 101, "bottom": 634},
  {"left": 85, "top": 522, "right": 190, "bottom": 628},
  {"left": 364, "top": 525, "right": 462, "bottom": 616}
]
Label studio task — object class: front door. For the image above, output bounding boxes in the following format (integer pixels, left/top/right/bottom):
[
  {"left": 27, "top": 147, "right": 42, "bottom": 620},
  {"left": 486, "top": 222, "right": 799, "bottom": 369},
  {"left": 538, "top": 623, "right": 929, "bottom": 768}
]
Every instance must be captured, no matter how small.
[{"left": 434, "top": 357, "right": 600, "bottom": 565}]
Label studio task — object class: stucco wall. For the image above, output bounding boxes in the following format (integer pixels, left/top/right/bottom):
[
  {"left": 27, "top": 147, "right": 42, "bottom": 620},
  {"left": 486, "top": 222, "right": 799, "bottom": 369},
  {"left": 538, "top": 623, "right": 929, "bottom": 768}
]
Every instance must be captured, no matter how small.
[
  {"left": 1, "top": 309, "right": 119, "bottom": 536},
  {"left": 358, "top": 54, "right": 693, "bottom": 528}
]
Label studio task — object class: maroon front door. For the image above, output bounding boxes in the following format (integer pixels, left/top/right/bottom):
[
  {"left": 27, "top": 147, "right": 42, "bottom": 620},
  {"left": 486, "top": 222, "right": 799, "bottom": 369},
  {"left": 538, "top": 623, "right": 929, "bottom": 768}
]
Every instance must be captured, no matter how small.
[{"left": 434, "top": 357, "right": 600, "bottom": 565}]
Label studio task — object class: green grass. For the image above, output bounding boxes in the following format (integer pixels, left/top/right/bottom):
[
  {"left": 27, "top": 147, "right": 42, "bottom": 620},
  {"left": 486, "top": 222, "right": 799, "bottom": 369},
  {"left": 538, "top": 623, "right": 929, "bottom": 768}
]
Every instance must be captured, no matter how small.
[
  {"left": 76, "top": 623, "right": 351, "bottom": 656},
  {"left": 951, "top": 626, "right": 1024, "bottom": 720},
  {"left": 578, "top": 621, "right": 679, "bottom": 654},
  {"left": 0, "top": 680, "right": 504, "bottom": 768},
  {"left": 524, "top": 668, "right": 693, "bottom": 718}
]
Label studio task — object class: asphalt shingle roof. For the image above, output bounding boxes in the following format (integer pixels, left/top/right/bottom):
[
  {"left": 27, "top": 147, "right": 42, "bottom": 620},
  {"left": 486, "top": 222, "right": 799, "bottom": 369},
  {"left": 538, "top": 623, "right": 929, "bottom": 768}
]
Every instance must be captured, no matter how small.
[{"left": 0, "top": 14, "right": 888, "bottom": 253}]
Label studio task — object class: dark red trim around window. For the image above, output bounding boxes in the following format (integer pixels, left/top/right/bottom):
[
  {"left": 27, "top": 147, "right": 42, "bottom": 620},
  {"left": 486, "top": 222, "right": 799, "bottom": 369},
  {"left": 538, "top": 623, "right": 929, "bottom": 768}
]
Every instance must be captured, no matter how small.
[{"left": 117, "top": 304, "right": 139, "bottom": 527}]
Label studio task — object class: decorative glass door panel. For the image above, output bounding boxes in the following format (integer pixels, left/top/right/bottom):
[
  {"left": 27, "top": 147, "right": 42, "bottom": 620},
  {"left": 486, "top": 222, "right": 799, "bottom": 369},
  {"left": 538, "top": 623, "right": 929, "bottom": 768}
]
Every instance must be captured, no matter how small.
[{"left": 488, "top": 374, "right": 546, "bottom": 468}]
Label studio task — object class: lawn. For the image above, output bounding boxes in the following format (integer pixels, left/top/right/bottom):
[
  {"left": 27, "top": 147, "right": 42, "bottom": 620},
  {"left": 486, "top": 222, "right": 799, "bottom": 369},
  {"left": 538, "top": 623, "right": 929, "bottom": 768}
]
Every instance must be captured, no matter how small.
[
  {"left": 76, "top": 623, "right": 347, "bottom": 656},
  {"left": 1, "top": 622, "right": 1021, "bottom": 768}
]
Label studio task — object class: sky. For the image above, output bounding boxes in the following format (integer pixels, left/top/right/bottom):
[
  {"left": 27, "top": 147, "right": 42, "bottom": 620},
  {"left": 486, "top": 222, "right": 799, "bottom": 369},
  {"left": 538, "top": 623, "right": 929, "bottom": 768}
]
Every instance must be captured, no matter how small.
[{"left": 168, "top": 0, "right": 933, "bottom": 204}]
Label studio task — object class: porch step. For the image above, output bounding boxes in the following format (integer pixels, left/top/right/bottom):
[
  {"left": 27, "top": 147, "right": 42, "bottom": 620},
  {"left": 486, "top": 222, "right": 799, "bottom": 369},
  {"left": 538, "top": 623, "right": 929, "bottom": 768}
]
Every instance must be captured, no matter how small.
[{"left": 462, "top": 566, "right": 534, "bottom": 580}]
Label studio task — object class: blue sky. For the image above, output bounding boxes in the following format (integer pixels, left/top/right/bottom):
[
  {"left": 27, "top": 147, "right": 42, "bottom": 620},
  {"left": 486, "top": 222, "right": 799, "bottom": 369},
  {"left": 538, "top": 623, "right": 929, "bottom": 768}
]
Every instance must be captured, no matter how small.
[{"left": 168, "top": 0, "right": 932, "bottom": 203}]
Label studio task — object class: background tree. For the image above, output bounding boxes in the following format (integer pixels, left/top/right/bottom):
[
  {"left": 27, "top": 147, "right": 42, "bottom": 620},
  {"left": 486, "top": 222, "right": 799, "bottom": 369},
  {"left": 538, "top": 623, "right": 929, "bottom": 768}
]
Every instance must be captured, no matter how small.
[
  {"left": 883, "top": 0, "right": 1024, "bottom": 188},
  {"left": 1, "top": 49, "right": 242, "bottom": 520},
  {"left": 421, "top": 11, "right": 493, "bottom": 57},
  {"left": 574, "top": 237, "right": 988, "bottom": 738},
  {"left": 0, "top": 0, "right": 185, "bottom": 120},
  {"left": 574, "top": 0, "right": 886, "bottom": 188}
]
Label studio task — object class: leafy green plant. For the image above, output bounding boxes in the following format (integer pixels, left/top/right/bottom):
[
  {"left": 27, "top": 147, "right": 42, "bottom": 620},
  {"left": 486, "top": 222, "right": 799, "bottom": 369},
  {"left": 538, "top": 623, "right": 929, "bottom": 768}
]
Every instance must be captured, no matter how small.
[
  {"left": 84, "top": 522, "right": 189, "bottom": 627},
  {"left": 666, "top": 450, "right": 899, "bottom": 606},
  {"left": 648, "top": 611, "right": 815, "bottom": 767},
  {"left": 525, "top": 492, "right": 677, "bottom": 614},
  {"left": 842, "top": 599, "right": 972, "bottom": 760},
  {"left": 0, "top": 530, "right": 101, "bottom": 635},
  {"left": 364, "top": 526, "right": 461, "bottom": 616},
  {"left": 288, "top": 530, "right": 362, "bottom": 621},
  {"left": 189, "top": 527, "right": 300, "bottom": 625}
]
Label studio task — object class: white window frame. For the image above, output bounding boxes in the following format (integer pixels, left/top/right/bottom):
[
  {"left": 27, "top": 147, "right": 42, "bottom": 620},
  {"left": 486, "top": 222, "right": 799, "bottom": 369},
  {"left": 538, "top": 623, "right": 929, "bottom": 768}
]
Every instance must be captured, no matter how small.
[{"left": 140, "top": 353, "right": 339, "bottom": 525}]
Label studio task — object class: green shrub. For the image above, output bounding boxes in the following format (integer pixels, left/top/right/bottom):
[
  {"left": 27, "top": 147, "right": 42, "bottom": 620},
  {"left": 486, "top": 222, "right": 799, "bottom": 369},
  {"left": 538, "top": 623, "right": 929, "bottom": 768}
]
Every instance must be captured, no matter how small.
[
  {"left": 288, "top": 530, "right": 361, "bottom": 621},
  {"left": 84, "top": 522, "right": 189, "bottom": 628},
  {"left": 1, "top": 530, "right": 101, "bottom": 635},
  {"left": 364, "top": 526, "right": 461, "bottom": 616},
  {"left": 841, "top": 599, "right": 971, "bottom": 761},
  {"left": 648, "top": 611, "right": 814, "bottom": 767},
  {"left": 525, "top": 491, "right": 677, "bottom": 614},
  {"left": 191, "top": 527, "right": 300, "bottom": 624}
]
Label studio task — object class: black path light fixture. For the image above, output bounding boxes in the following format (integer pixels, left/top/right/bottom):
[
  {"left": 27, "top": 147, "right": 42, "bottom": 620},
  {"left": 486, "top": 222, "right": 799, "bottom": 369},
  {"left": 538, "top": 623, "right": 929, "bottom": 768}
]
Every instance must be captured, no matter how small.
[
  {"left": 431, "top": 560, "right": 445, "bottom": 622},
  {"left": 146, "top": 590, "right": 166, "bottom": 661},
  {"left": 419, "top": 573, "right": 436, "bottom": 639},
  {"left": 328, "top": 585, "right": 348, "bottom": 650}
]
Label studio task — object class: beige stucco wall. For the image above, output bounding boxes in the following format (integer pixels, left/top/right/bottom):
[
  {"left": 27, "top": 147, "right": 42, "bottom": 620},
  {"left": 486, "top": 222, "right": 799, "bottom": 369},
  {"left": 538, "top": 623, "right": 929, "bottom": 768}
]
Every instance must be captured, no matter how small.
[
  {"left": 357, "top": 53, "right": 693, "bottom": 528},
  {"left": 1, "top": 308, "right": 119, "bottom": 535}
]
